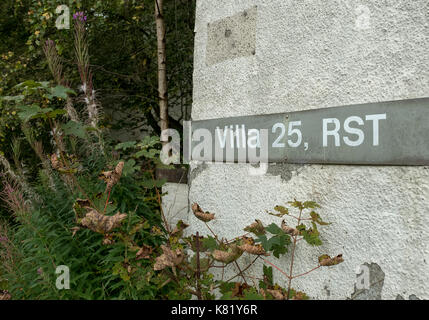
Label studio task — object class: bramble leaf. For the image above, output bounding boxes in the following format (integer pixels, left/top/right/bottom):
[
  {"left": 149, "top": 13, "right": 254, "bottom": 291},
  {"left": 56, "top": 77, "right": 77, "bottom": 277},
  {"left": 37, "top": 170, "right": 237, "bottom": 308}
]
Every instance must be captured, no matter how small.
[
  {"left": 319, "top": 254, "right": 344, "bottom": 266},
  {"left": 191, "top": 203, "right": 215, "bottom": 222},
  {"left": 212, "top": 244, "right": 243, "bottom": 264},
  {"left": 297, "top": 222, "right": 322, "bottom": 246},
  {"left": 302, "top": 201, "right": 321, "bottom": 209},
  {"left": 310, "top": 211, "right": 330, "bottom": 225},
  {"left": 287, "top": 199, "right": 304, "bottom": 210},
  {"left": 269, "top": 205, "right": 289, "bottom": 217},
  {"left": 265, "top": 223, "right": 283, "bottom": 235},
  {"left": 244, "top": 219, "right": 265, "bottom": 236}
]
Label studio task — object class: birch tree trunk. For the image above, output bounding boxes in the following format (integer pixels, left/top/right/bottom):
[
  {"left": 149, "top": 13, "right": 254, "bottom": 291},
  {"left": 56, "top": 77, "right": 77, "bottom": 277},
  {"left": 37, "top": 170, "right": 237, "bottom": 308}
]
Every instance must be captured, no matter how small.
[{"left": 155, "top": 0, "right": 169, "bottom": 138}]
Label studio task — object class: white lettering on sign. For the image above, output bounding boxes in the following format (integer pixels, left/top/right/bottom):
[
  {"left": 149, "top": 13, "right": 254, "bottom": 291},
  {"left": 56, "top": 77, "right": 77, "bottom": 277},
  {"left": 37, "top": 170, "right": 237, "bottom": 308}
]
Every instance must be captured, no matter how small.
[
  {"left": 343, "top": 116, "right": 364, "bottom": 147},
  {"left": 323, "top": 118, "right": 341, "bottom": 147},
  {"left": 365, "top": 113, "right": 386, "bottom": 146},
  {"left": 288, "top": 121, "right": 302, "bottom": 147},
  {"left": 192, "top": 113, "right": 387, "bottom": 162},
  {"left": 247, "top": 129, "right": 261, "bottom": 148},
  {"left": 272, "top": 123, "right": 286, "bottom": 147},
  {"left": 322, "top": 113, "right": 386, "bottom": 147}
]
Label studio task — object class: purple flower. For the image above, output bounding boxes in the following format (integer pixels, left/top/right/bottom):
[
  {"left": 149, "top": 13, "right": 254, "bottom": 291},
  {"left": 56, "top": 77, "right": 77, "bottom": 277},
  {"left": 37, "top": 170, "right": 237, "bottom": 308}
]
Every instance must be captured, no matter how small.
[
  {"left": 45, "top": 39, "right": 54, "bottom": 46},
  {"left": 73, "top": 11, "right": 87, "bottom": 22},
  {"left": 0, "top": 236, "right": 8, "bottom": 242}
]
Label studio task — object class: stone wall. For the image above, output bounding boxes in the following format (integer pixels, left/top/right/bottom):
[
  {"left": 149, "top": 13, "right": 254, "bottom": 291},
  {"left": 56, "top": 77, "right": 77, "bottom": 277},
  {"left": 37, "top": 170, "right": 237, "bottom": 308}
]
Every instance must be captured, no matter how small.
[{"left": 181, "top": 0, "right": 428, "bottom": 299}]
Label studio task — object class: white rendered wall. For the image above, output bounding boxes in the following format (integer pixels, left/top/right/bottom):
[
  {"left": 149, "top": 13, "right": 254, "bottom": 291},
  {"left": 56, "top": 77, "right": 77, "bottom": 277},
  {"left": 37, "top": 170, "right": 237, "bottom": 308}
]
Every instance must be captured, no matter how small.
[{"left": 185, "top": 0, "right": 429, "bottom": 299}]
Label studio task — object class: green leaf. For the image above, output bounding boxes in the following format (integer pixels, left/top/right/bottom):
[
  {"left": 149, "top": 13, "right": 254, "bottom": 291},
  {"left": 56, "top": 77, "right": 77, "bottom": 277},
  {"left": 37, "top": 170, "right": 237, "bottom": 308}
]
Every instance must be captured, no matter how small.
[
  {"left": 122, "top": 159, "right": 137, "bottom": 177},
  {"left": 219, "top": 281, "right": 236, "bottom": 295},
  {"left": 303, "top": 201, "right": 321, "bottom": 209},
  {"left": 256, "top": 232, "right": 290, "bottom": 258},
  {"left": 271, "top": 206, "right": 289, "bottom": 217},
  {"left": 140, "top": 178, "right": 166, "bottom": 188},
  {"left": 15, "top": 80, "right": 49, "bottom": 89},
  {"left": 243, "top": 287, "right": 264, "bottom": 300},
  {"left": 287, "top": 199, "right": 304, "bottom": 210},
  {"left": 263, "top": 265, "right": 273, "bottom": 286},
  {"left": 45, "top": 109, "right": 66, "bottom": 119},
  {"left": 61, "top": 121, "right": 87, "bottom": 139},
  {"left": 115, "top": 141, "right": 137, "bottom": 151},
  {"left": 17, "top": 104, "right": 43, "bottom": 121},
  {"left": 265, "top": 223, "right": 283, "bottom": 235},
  {"left": 45, "top": 85, "right": 76, "bottom": 99},
  {"left": 309, "top": 211, "right": 330, "bottom": 225},
  {"left": 201, "top": 236, "right": 218, "bottom": 251},
  {"left": 298, "top": 222, "right": 322, "bottom": 246},
  {"left": 1, "top": 95, "right": 24, "bottom": 102}
]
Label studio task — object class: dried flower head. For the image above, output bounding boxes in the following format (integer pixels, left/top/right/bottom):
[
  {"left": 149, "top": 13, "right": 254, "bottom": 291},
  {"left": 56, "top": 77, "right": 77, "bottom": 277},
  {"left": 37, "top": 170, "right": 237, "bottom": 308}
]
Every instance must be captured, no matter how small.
[
  {"left": 80, "top": 209, "right": 127, "bottom": 234},
  {"left": 99, "top": 161, "right": 125, "bottom": 193}
]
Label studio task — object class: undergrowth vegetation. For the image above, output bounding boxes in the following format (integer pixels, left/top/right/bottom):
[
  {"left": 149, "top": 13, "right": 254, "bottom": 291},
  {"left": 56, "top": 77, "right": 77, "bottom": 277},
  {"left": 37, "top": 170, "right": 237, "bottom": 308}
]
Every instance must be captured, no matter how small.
[{"left": 0, "top": 4, "right": 344, "bottom": 300}]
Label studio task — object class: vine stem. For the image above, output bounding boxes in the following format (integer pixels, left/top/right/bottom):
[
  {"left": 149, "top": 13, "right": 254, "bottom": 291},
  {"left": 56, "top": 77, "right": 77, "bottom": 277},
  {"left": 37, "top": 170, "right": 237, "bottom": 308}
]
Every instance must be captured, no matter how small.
[
  {"left": 195, "top": 231, "right": 202, "bottom": 300},
  {"left": 103, "top": 188, "right": 111, "bottom": 214},
  {"left": 292, "top": 265, "right": 321, "bottom": 279},
  {"left": 214, "top": 255, "right": 260, "bottom": 288},
  {"left": 286, "top": 207, "right": 303, "bottom": 299},
  {"left": 261, "top": 257, "right": 291, "bottom": 279},
  {"left": 204, "top": 222, "right": 248, "bottom": 284}
]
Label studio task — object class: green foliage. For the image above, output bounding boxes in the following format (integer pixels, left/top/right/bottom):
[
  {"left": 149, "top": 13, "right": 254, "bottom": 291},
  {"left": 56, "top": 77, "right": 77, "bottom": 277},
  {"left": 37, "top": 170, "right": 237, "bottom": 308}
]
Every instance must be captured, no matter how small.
[
  {"left": 0, "top": 139, "right": 172, "bottom": 299},
  {"left": 0, "top": 0, "right": 195, "bottom": 163},
  {"left": 268, "top": 205, "right": 289, "bottom": 217},
  {"left": 297, "top": 222, "right": 322, "bottom": 246},
  {"left": 256, "top": 223, "right": 291, "bottom": 258},
  {"left": 61, "top": 121, "right": 89, "bottom": 139}
]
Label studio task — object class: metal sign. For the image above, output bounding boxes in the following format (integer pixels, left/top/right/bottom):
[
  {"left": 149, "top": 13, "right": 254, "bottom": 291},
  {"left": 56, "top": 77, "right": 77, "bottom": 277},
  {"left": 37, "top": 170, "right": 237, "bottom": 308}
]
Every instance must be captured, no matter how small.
[{"left": 190, "top": 98, "right": 429, "bottom": 165}]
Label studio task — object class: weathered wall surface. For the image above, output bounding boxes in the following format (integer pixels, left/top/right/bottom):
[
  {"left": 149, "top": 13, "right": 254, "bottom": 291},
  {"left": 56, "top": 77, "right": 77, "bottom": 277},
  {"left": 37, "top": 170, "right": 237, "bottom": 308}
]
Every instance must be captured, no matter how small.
[{"left": 185, "top": 0, "right": 429, "bottom": 299}]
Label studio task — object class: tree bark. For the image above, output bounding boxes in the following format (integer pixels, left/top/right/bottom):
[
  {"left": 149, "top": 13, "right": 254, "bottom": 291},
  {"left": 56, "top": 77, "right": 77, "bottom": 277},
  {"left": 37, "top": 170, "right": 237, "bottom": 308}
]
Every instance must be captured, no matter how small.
[{"left": 155, "top": 0, "right": 169, "bottom": 139}]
